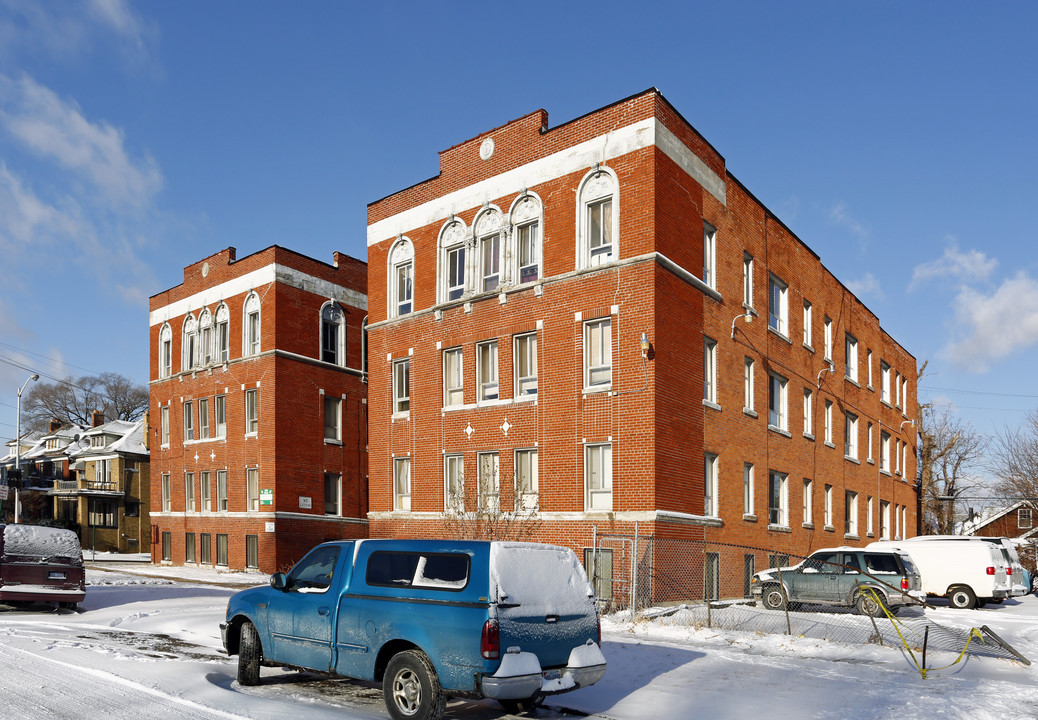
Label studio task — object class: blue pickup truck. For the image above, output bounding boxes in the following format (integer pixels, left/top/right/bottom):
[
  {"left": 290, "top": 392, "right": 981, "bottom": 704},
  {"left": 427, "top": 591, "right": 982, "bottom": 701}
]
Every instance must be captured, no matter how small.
[{"left": 221, "top": 539, "right": 606, "bottom": 720}]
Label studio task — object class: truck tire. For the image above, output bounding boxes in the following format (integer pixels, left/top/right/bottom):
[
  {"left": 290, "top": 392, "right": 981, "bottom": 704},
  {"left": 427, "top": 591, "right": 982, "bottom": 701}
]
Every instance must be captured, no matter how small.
[
  {"left": 761, "top": 585, "right": 787, "bottom": 610},
  {"left": 948, "top": 586, "right": 977, "bottom": 610},
  {"left": 384, "top": 649, "right": 446, "bottom": 720},
  {"left": 855, "top": 590, "right": 887, "bottom": 617},
  {"left": 237, "top": 621, "right": 262, "bottom": 686}
]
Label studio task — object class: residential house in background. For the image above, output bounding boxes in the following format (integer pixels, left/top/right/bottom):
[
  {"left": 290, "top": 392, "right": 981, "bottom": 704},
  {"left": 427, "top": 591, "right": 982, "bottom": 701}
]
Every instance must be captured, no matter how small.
[
  {"left": 15, "top": 421, "right": 86, "bottom": 524},
  {"left": 148, "top": 246, "right": 368, "bottom": 573},
  {"left": 963, "top": 501, "right": 1038, "bottom": 574}
]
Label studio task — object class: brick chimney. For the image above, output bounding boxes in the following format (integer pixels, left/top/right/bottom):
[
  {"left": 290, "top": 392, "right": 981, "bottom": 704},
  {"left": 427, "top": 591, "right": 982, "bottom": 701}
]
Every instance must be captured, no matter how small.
[
  {"left": 91, "top": 410, "right": 105, "bottom": 428},
  {"left": 48, "top": 418, "right": 62, "bottom": 433}
]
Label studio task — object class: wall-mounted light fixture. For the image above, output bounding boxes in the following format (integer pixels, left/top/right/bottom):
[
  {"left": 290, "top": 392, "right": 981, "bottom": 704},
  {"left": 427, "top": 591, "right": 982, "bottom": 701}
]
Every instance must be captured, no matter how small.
[
  {"left": 900, "top": 419, "right": 916, "bottom": 432},
  {"left": 816, "top": 360, "right": 835, "bottom": 388},
  {"left": 640, "top": 332, "right": 651, "bottom": 358},
  {"left": 730, "top": 312, "right": 754, "bottom": 339}
]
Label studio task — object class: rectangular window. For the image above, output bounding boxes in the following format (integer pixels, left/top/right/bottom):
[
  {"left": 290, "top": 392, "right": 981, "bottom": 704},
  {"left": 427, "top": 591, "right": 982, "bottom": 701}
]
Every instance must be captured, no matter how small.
[
  {"left": 743, "top": 462, "right": 754, "bottom": 516},
  {"left": 588, "top": 198, "right": 613, "bottom": 265},
  {"left": 514, "top": 333, "right": 538, "bottom": 397},
  {"left": 324, "top": 472, "right": 341, "bottom": 515},
  {"left": 185, "top": 533, "right": 196, "bottom": 563},
  {"left": 160, "top": 405, "right": 170, "bottom": 446},
  {"left": 200, "top": 533, "right": 211, "bottom": 565},
  {"left": 478, "top": 451, "right": 500, "bottom": 510},
  {"left": 880, "top": 431, "right": 891, "bottom": 472},
  {"left": 161, "top": 473, "right": 171, "bottom": 512},
  {"left": 845, "top": 491, "right": 858, "bottom": 536},
  {"left": 1020, "top": 508, "right": 1033, "bottom": 529},
  {"left": 845, "top": 334, "right": 858, "bottom": 383},
  {"left": 704, "top": 552, "right": 720, "bottom": 602},
  {"left": 215, "top": 395, "right": 226, "bottom": 438},
  {"left": 824, "top": 484, "right": 834, "bottom": 527},
  {"left": 704, "top": 453, "right": 718, "bottom": 517},
  {"left": 704, "top": 337, "right": 717, "bottom": 404},
  {"left": 443, "top": 348, "right": 463, "bottom": 406},
  {"left": 88, "top": 499, "right": 116, "bottom": 528},
  {"left": 743, "top": 252, "right": 754, "bottom": 307},
  {"left": 161, "top": 531, "right": 171, "bottom": 562},
  {"left": 803, "top": 388, "right": 814, "bottom": 436},
  {"left": 768, "top": 471, "right": 788, "bottom": 526},
  {"left": 515, "top": 448, "right": 539, "bottom": 510},
  {"left": 217, "top": 470, "right": 228, "bottom": 512},
  {"left": 803, "top": 300, "right": 813, "bottom": 347},
  {"left": 198, "top": 398, "right": 209, "bottom": 439},
  {"left": 743, "top": 357, "right": 755, "bottom": 412},
  {"left": 803, "top": 478, "right": 814, "bottom": 524},
  {"left": 477, "top": 340, "right": 499, "bottom": 402},
  {"left": 184, "top": 400, "right": 194, "bottom": 441},
  {"left": 394, "top": 457, "right": 411, "bottom": 511},
  {"left": 702, "top": 221, "right": 716, "bottom": 289},
  {"left": 768, "top": 373, "right": 787, "bottom": 431},
  {"left": 446, "top": 246, "right": 465, "bottom": 301},
  {"left": 845, "top": 412, "right": 858, "bottom": 460},
  {"left": 867, "top": 496, "right": 875, "bottom": 535},
  {"left": 895, "top": 371, "right": 902, "bottom": 408},
  {"left": 185, "top": 472, "right": 195, "bottom": 512},
  {"left": 823, "top": 316, "right": 833, "bottom": 361},
  {"left": 768, "top": 275, "right": 788, "bottom": 336},
  {"left": 216, "top": 534, "right": 228, "bottom": 567},
  {"left": 585, "top": 443, "right": 613, "bottom": 511},
  {"left": 324, "top": 395, "right": 342, "bottom": 441},
  {"left": 867, "top": 422, "right": 875, "bottom": 463},
  {"left": 518, "top": 222, "right": 540, "bottom": 283},
  {"left": 584, "top": 318, "right": 612, "bottom": 389},
  {"left": 246, "top": 468, "right": 259, "bottom": 511},
  {"left": 201, "top": 471, "right": 211, "bottom": 512},
  {"left": 393, "top": 358, "right": 410, "bottom": 414},
  {"left": 245, "top": 388, "right": 258, "bottom": 435},
  {"left": 867, "top": 350, "right": 874, "bottom": 388},
  {"left": 161, "top": 336, "right": 172, "bottom": 378},
  {"left": 218, "top": 319, "right": 229, "bottom": 363},
  {"left": 396, "top": 261, "right": 413, "bottom": 315},
  {"left": 881, "top": 361, "right": 891, "bottom": 404},
  {"left": 824, "top": 400, "right": 833, "bottom": 445},
  {"left": 246, "top": 535, "right": 259, "bottom": 569},
  {"left": 901, "top": 377, "right": 909, "bottom": 411},
  {"left": 246, "top": 310, "right": 261, "bottom": 356},
  {"left": 444, "top": 454, "right": 464, "bottom": 511},
  {"left": 482, "top": 233, "right": 501, "bottom": 292},
  {"left": 880, "top": 500, "right": 891, "bottom": 539}
]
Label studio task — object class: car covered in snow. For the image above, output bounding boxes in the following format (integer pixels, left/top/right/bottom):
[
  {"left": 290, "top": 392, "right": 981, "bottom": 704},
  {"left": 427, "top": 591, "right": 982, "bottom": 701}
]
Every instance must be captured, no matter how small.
[
  {"left": 221, "top": 539, "right": 606, "bottom": 720},
  {"left": 0, "top": 524, "right": 86, "bottom": 609},
  {"left": 750, "top": 546, "right": 924, "bottom": 616}
]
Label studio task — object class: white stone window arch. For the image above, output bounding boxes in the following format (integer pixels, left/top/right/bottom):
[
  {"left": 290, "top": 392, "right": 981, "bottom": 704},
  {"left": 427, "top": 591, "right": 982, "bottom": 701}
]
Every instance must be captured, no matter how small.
[
  {"left": 182, "top": 314, "right": 197, "bottom": 372},
  {"left": 243, "top": 292, "right": 261, "bottom": 356},
  {"left": 387, "top": 236, "right": 414, "bottom": 317},
  {"left": 576, "top": 165, "right": 619, "bottom": 269},
  {"left": 320, "top": 300, "right": 346, "bottom": 366},
  {"left": 474, "top": 205, "right": 506, "bottom": 293},
  {"left": 159, "top": 323, "right": 173, "bottom": 378},
  {"left": 198, "top": 308, "right": 213, "bottom": 365},
  {"left": 509, "top": 190, "right": 543, "bottom": 284},
  {"left": 215, "top": 303, "right": 230, "bottom": 364},
  {"left": 438, "top": 217, "right": 469, "bottom": 303}
]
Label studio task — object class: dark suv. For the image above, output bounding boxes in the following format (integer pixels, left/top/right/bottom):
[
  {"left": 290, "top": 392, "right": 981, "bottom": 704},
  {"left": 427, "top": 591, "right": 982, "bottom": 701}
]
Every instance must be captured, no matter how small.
[{"left": 750, "top": 547, "right": 924, "bottom": 616}]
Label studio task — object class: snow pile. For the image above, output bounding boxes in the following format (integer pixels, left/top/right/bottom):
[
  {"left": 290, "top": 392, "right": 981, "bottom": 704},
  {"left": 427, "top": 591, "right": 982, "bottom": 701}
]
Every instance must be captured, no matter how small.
[
  {"left": 2, "top": 525, "right": 82, "bottom": 562},
  {"left": 490, "top": 542, "right": 594, "bottom": 614}
]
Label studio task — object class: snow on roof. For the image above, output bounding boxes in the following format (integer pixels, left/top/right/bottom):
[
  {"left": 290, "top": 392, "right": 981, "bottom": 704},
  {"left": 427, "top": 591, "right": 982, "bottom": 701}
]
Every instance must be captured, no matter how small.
[{"left": 2, "top": 524, "right": 82, "bottom": 560}]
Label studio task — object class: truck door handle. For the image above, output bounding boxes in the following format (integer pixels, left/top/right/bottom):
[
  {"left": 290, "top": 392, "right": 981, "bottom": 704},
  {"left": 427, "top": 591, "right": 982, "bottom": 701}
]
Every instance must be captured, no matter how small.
[
  {"left": 545, "top": 614, "right": 559, "bottom": 623},
  {"left": 318, "top": 606, "right": 330, "bottom": 616}
]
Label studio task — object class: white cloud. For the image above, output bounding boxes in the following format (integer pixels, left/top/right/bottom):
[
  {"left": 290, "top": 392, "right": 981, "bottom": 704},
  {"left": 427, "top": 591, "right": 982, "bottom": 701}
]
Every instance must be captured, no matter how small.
[
  {"left": 829, "top": 202, "right": 869, "bottom": 248},
  {"left": 845, "top": 272, "right": 884, "bottom": 302},
  {"left": 0, "top": 74, "right": 163, "bottom": 210},
  {"left": 910, "top": 241, "right": 998, "bottom": 290},
  {"left": 942, "top": 272, "right": 1038, "bottom": 373}
]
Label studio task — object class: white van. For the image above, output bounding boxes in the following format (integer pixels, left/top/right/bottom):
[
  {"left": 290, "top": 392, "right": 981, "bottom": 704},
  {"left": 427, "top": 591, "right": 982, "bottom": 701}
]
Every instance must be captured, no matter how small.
[
  {"left": 868, "top": 539, "right": 1010, "bottom": 609},
  {"left": 903, "top": 535, "right": 1028, "bottom": 598}
]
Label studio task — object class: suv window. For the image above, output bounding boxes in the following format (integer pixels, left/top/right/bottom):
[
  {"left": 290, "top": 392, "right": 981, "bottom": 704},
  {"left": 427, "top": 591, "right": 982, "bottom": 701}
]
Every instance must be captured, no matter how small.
[
  {"left": 366, "top": 551, "right": 470, "bottom": 591},
  {"left": 841, "top": 553, "right": 861, "bottom": 574},
  {"left": 804, "top": 552, "right": 842, "bottom": 573},
  {"left": 288, "top": 545, "right": 341, "bottom": 593},
  {"left": 864, "top": 553, "right": 900, "bottom": 574}
]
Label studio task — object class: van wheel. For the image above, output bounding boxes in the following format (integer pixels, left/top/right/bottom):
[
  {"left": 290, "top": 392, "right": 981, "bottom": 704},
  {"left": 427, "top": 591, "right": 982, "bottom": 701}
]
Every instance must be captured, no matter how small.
[
  {"left": 384, "top": 649, "right": 446, "bottom": 720},
  {"left": 948, "top": 587, "right": 977, "bottom": 609},
  {"left": 58, "top": 601, "right": 77, "bottom": 611},
  {"left": 237, "top": 621, "right": 262, "bottom": 686},
  {"left": 499, "top": 694, "right": 544, "bottom": 714},
  {"left": 761, "top": 585, "right": 787, "bottom": 610},
  {"left": 855, "top": 591, "right": 887, "bottom": 617}
]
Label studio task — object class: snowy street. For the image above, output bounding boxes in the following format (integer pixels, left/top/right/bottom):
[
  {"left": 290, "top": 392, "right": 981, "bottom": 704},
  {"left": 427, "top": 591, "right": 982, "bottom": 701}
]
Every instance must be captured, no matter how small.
[{"left": 0, "top": 563, "right": 1035, "bottom": 720}]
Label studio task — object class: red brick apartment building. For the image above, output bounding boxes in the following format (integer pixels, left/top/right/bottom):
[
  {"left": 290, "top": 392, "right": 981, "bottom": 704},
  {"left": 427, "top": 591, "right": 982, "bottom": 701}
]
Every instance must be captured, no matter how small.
[
  {"left": 148, "top": 246, "right": 368, "bottom": 573},
  {"left": 365, "top": 89, "right": 919, "bottom": 594}
]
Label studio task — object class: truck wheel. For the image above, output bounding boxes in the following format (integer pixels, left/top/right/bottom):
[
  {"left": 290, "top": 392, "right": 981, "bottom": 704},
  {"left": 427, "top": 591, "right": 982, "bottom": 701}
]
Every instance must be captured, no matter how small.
[
  {"left": 948, "top": 587, "right": 977, "bottom": 610},
  {"left": 237, "top": 621, "right": 262, "bottom": 686},
  {"left": 855, "top": 591, "right": 887, "bottom": 617},
  {"left": 761, "top": 585, "right": 787, "bottom": 610},
  {"left": 384, "top": 649, "right": 446, "bottom": 720}
]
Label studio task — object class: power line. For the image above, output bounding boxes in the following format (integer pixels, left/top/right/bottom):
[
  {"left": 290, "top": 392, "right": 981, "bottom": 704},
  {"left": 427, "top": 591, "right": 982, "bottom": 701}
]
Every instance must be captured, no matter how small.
[
  {"left": 921, "top": 385, "right": 1038, "bottom": 399},
  {"left": 0, "top": 340, "right": 104, "bottom": 377}
]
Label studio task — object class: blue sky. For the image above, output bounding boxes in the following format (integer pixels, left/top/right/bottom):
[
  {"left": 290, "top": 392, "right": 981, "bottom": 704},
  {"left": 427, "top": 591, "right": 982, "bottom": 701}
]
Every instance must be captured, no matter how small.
[{"left": 0, "top": 1, "right": 1036, "bottom": 471}]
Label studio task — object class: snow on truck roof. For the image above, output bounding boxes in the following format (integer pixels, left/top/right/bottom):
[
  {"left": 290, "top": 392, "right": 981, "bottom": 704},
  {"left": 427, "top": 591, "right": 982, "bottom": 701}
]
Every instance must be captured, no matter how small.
[{"left": 2, "top": 524, "right": 82, "bottom": 560}]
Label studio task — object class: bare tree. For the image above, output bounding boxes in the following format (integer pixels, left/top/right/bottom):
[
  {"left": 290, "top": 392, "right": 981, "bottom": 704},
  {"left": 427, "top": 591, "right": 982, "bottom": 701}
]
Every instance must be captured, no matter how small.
[
  {"left": 917, "top": 401, "right": 985, "bottom": 535},
  {"left": 988, "top": 407, "right": 1038, "bottom": 505},
  {"left": 23, "top": 373, "right": 148, "bottom": 431},
  {"left": 441, "top": 457, "right": 542, "bottom": 541}
]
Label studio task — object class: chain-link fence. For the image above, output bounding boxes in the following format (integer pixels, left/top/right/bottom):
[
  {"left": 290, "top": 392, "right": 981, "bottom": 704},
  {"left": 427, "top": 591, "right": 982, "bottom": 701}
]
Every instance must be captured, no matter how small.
[{"left": 587, "top": 533, "right": 1028, "bottom": 665}]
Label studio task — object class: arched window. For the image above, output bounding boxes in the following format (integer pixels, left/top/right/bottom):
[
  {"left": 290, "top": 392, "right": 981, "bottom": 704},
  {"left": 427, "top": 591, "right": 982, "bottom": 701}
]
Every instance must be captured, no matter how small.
[
  {"left": 182, "top": 314, "right": 197, "bottom": 372},
  {"left": 387, "top": 237, "right": 414, "bottom": 317},
  {"left": 438, "top": 218, "right": 469, "bottom": 303},
  {"left": 577, "top": 166, "right": 618, "bottom": 269},
  {"left": 198, "top": 308, "right": 213, "bottom": 365},
  {"left": 474, "top": 206, "right": 505, "bottom": 293},
  {"left": 215, "top": 303, "right": 230, "bottom": 364},
  {"left": 159, "top": 323, "right": 173, "bottom": 379},
  {"left": 509, "top": 191, "right": 543, "bottom": 284},
  {"left": 243, "top": 292, "right": 261, "bottom": 356},
  {"left": 321, "top": 301, "right": 346, "bottom": 365}
]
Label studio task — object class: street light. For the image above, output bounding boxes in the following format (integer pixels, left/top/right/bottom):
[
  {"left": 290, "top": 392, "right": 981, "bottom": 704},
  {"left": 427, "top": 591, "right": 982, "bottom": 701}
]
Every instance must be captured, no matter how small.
[{"left": 14, "top": 373, "right": 39, "bottom": 524}]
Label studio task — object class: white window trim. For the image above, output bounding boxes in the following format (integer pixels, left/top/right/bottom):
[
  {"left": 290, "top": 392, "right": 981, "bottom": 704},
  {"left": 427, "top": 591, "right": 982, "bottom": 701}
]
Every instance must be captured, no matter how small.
[
  {"left": 474, "top": 206, "right": 506, "bottom": 294},
  {"left": 744, "top": 357, "right": 755, "bottom": 413},
  {"left": 514, "top": 448, "right": 539, "bottom": 511},
  {"left": 703, "top": 221, "right": 717, "bottom": 290},
  {"left": 509, "top": 191, "right": 544, "bottom": 286},
  {"left": 585, "top": 442, "right": 613, "bottom": 511},
  {"left": 320, "top": 301, "right": 346, "bottom": 367},
  {"left": 803, "top": 388, "right": 814, "bottom": 437},
  {"left": 476, "top": 340, "right": 499, "bottom": 403},
  {"left": 393, "top": 358, "right": 410, "bottom": 416},
  {"left": 768, "top": 372, "right": 788, "bottom": 432},
  {"left": 444, "top": 454, "right": 464, "bottom": 512},
  {"left": 768, "top": 471, "right": 789, "bottom": 527},
  {"left": 845, "top": 333, "right": 858, "bottom": 383},
  {"left": 159, "top": 323, "right": 173, "bottom": 378},
  {"left": 743, "top": 252, "right": 754, "bottom": 308},
  {"left": 387, "top": 236, "right": 415, "bottom": 317},
  {"left": 394, "top": 457, "right": 411, "bottom": 512},
  {"left": 443, "top": 347, "right": 464, "bottom": 407},
  {"left": 514, "top": 332, "right": 538, "bottom": 398},
  {"left": 243, "top": 292, "right": 261, "bottom": 357},
  {"left": 803, "top": 478, "right": 814, "bottom": 525},
  {"left": 324, "top": 394, "right": 342, "bottom": 444},
  {"left": 845, "top": 412, "right": 858, "bottom": 461},
  {"left": 802, "top": 300, "right": 813, "bottom": 349},
  {"left": 584, "top": 317, "right": 613, "bottom": 391},
  {"left": 576, "top": 166, "right": 619, "bottom": 270},
  {"left": 704, "top": 453, "right": 719, "bottom": 517},
  {"left": 768, "top": 275, "right": 789, "bottom": 338},
  {"left": 743, "top": 462, "right": 755, "bottom": 517},
  {"left": 438, "top": 219, "right": 469, "bottom": 304},
  {"left": 704, "top": 337, "right": 718, "bottom": 405}
]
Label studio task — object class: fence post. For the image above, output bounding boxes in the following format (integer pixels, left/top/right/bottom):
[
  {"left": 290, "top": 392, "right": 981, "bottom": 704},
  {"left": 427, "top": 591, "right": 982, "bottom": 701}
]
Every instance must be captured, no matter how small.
[
  {"left": 591, "top": 525, "right": 598, "bottom": 602},
  {"left": 632, "top": 522, "right": 639, "bottom": 614},
  {"left": 776, "top": 565, "right": 791, "bottom": 636}
]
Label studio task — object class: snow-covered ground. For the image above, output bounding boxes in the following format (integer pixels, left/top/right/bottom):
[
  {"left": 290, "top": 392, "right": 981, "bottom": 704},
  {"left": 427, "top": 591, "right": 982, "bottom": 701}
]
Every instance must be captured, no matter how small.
[{"left": 0, "top": 560, "right": 1034, "bottom": 720}]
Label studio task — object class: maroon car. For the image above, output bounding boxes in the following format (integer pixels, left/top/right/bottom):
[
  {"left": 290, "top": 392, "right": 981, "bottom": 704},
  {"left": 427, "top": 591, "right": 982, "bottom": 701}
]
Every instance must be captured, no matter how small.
[{"left": 0, "top": 524, "right": 86, "bottom": 610}]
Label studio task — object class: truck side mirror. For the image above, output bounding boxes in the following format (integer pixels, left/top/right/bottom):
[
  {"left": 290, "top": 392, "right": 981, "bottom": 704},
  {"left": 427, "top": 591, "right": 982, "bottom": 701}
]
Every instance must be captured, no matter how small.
[{"left": 270, "top": 572, "right": 288, "bottom": 591}]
